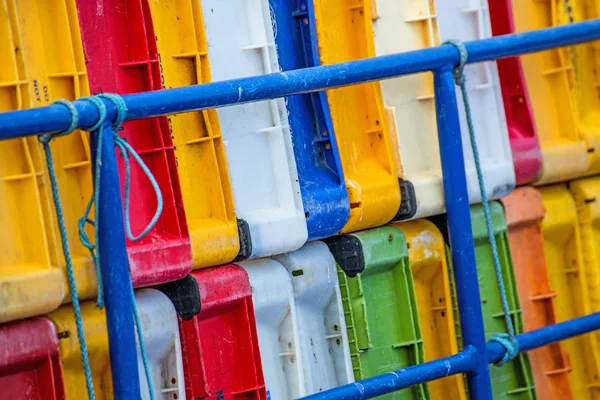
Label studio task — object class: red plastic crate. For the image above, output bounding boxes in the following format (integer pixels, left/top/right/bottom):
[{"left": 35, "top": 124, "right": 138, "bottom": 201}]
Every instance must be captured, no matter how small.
[
  {"left": 0, "top": 318, "right": 65, "bottom": 399},
  {"left": 489, "top": 0, "right": 542, "bottom": 185},
  {"left": 166, "top": 266, "right": 266, "bottom": 399},
  {"left": 75, "top": 0, "right": 192, "bottom": 286}
]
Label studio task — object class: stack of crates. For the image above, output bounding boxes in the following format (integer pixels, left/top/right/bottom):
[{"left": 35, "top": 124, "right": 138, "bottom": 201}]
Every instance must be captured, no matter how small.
[{"left": 0, "top": 0, "right": 598, "bottom": 399}]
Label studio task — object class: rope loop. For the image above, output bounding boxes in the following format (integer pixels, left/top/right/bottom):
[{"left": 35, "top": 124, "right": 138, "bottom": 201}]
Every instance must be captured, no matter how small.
[
  {"left": 98, "top": 93, "right": 127, "bottom": 129},
  {"left": 84, "top": 96, "right": 107, "bottom": 133},
  {"left": 490, "top": 333, "right": 519, "bottom": 367},
  {"left": 38, "top": 100, "right": 79, "bottom": 144},
  {"left": 443, "top": 39, "right": 468, "bottom": 86},
  {"left": 95, "top": 93, "right": 163, "bottom": 242}
]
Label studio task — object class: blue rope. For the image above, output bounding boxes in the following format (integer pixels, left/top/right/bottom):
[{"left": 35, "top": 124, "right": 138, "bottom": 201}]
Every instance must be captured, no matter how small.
[
  {"left": 443, "top": 39, "right": 519, "bottom": 367},
  {"left": 40, "top": 95, "right": 160, "bottom": 399}
]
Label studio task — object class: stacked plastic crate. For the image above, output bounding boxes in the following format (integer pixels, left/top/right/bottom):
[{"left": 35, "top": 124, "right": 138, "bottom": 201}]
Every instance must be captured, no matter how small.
[
  {"left": 1, "top": 0, "right": 598, "bottom": 399},
  {"left": 490, "top": 0, "right": 600, "bottom": 398}
]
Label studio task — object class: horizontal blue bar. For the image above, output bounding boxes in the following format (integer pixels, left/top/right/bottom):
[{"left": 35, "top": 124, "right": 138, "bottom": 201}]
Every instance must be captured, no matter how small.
[
  {"left": 300, "top": 312, "right": 600, "bottom": 400},
  {"left": 0, "top": 19, "right": 599, "bottom": 140}
]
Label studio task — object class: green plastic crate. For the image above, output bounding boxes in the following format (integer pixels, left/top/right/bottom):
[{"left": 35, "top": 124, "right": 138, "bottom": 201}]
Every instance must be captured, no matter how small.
[
  {"left": 433, "top": 202, "right": 537, "bottom": 400},
  {"left": 325, "top": 226, "right": 430, "bottom": 400}
]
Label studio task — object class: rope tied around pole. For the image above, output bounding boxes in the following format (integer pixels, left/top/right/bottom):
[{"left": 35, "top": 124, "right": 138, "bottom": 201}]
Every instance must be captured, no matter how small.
[
  {"left": 442, "top": 39, "right": 519, "bottom": 367},
  {"left": 39, "top": 94, "right": 161, "bottom": 399}
]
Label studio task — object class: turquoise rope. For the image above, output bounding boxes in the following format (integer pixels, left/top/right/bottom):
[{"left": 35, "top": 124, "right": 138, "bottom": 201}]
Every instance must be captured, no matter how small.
[
  {"left": 443, "top": 39, "right": 519, "bottom": 367},
  {"left": 78, "top": 96, "right": 106, "bottom": 308},
  {"left": 40, "top": 95, "right": 160, "bottom": 399},
  {"left": 39, "top": 100, "right": 96, "bottom": 400}
]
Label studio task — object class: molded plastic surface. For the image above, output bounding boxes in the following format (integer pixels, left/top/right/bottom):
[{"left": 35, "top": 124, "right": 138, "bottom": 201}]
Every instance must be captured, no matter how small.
[
  {"left": 557, "top": 0, "right": 600, "bottom": 177},
  {"left": 501, "top": 188, "right": 573, "bottom": 400},
  {"left": 371, "top": 0, "right": 442, "bottom": 219},
  {"left": 274, "top": 241, "right": 354, "bottom": 395},
  {"left": 325, "top": 226, "right": 430, "bottom": 400},
  {"left": 488, "top": 0, "right": 542, "bottom": 185},
  {"left": 390, "top": 220, "right": 466, "bottom": 400},
  {"left": 509, "top": 0, "right": 587, "bottom": 184},
  {"left": 0, "top": 318, "right": 65, "bottom": 399},
  {"left": 76, "top": 0, "right": 192, "bottom": 286},
  {"left": 18, "top": 0, "right": 99, "bottom": 300},
  {"left": 269, "top": 0, "right": 350, "bottom": 240},
  {"left": 570, "top": 179, "right": 600, "bottom": 317},
  {"left": 200, "top": 0, "right": 307, "bottom": 258},
  {"left": 49, "top": 289, "right": 185, "bottom": 399},
  {"left": 147, "top": 0, "right": 240, "bottom": 269},
  {"left": 179, "top": 266, "right": 266, "bottom": 399},
  {"left": 0, "top": 0, "right": 65, "bottom": 322},
  {"left": 539, "top": 184, "right": 600, "bottom": 398},
  {"left": 440, "top": 203, "right": 536, "bottom": 399},
  {"left": 312, "top": 0, "right": 402, "bottom": 230},
  {"left": 240, "top": 259, "right": 303, "bottom": 400},
  {"left": 242, "top": 243, "right": 353, "bottom": 398},
  {"left": 436, "top": 0, "right": 516, "bottom": 201},
  {"left": 373, "top": 0, "right": 513, "bottom": 219}
]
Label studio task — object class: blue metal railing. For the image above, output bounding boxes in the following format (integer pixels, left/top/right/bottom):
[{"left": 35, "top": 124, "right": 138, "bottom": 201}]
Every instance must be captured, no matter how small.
[{"left": 1, "top": 19, "right": 600, "bottom": 400}]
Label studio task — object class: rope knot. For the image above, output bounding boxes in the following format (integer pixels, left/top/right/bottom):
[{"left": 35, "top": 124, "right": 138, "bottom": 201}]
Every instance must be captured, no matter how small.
[
  {"left": 442, "top": 39, "right": 468, "bottom": 86},
  {"left": 40, "top": 92, "right": 157, "bottom": 399},
  {"left": 38, "top": 100, "right": 79, "bottom": 144},
  {"left": 490, "top": 333, "right": 519, "bottom": 367}
]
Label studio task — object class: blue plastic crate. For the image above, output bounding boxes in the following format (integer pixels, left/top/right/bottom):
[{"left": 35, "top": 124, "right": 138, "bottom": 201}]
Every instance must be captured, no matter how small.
[{"left": 270, "top": 0, "right": 350, "bottom": 240}]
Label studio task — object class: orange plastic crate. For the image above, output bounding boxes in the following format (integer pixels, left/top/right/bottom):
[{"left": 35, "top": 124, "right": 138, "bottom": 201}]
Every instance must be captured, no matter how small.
[{"left": 501, "top": 187, "right": 573, "bottom": 400}]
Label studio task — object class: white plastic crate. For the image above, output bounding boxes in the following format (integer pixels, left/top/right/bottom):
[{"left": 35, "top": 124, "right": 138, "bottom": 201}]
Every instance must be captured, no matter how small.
[
  {"left": 274, "top": 241, "right": 354, "bottom": 395},
  {"left": 436, "top": 0, "right": 515, "bottom": 200},
  {"left": 374, "top": 0, "right": 515, "bottom": 218},
  {"left": 240, "top": 259, "right": 303, "bottom": 400},
  {"left": 201, "top": 0, "right": 307, "bottom": 259},
  {"left": 135, "top": 289, "right": 186, "bottom": 400}
]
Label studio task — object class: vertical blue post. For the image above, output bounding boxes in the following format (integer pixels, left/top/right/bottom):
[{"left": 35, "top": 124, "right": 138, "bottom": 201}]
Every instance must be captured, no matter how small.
[
  {"left": 92, "top": 121, "right": 142, "bottom": 399},
  {"left": 433, "top": 67, "right": 493, "bottom": 400}
]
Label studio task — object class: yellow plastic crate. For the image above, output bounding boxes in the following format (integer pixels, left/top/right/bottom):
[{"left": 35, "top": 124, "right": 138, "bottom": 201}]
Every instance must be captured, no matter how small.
[
  {"left": 390, "top": 220, "right": 466, "bottom": 400},
  {"left": 148, "top": 0, "right": 240, "bottom": 268},
  {"left": 0, "top": 0, "right": 64, "bottom": 323},
  {"left": 313, "top": 0, "right": 401, "bottom": 233},
  {"left": 510, "top": 0, "right": 588, "bottom": 184},
  {"left": 558, "top": 0, "right": 600, "bottom": 177},
  {"left": 570, "top": 176, "right": 600, "bottom": 314},
  {"left": 539, "top": 184, "right": 600, "bottom": 398},
  {"left": 50, "top": 301, "right": 112, "bottom": 399},
  {"left": 0, "top": 0, "right": 95, "bottom": 323},
  {"left": 20, "top": 0, "right": 96, "bottom": 300}
]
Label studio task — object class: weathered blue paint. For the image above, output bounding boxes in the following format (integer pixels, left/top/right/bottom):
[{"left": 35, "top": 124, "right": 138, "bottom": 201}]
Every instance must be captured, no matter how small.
[
  {"left": 270, "top": 0, "right": 349, "bottom": 240},
  {"left": 2, "top": 20, "right": 599, "bottom": 138},
  {"left": 301, "top": 312, "right": 600, "bottom": 399},
  {"left": 92, "top": 122, "right": 141, "bottom": 399}
]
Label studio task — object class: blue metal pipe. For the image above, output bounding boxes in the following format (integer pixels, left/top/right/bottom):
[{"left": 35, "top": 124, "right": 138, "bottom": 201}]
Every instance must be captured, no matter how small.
[
  {"left": 301, "top": 312, "right": 600, "bottom": 400},
  {"left": 0, "top": 19, "right": 599, "bottom": 140},
  {"left": 302, "top": 347, "right": 477, "bottom": 400},
  {"left": 92, "top": 122, "right": 141, "bottom": 398},
  {"left": 433, "top": 67, "right": 492, "bottom": 399}
]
